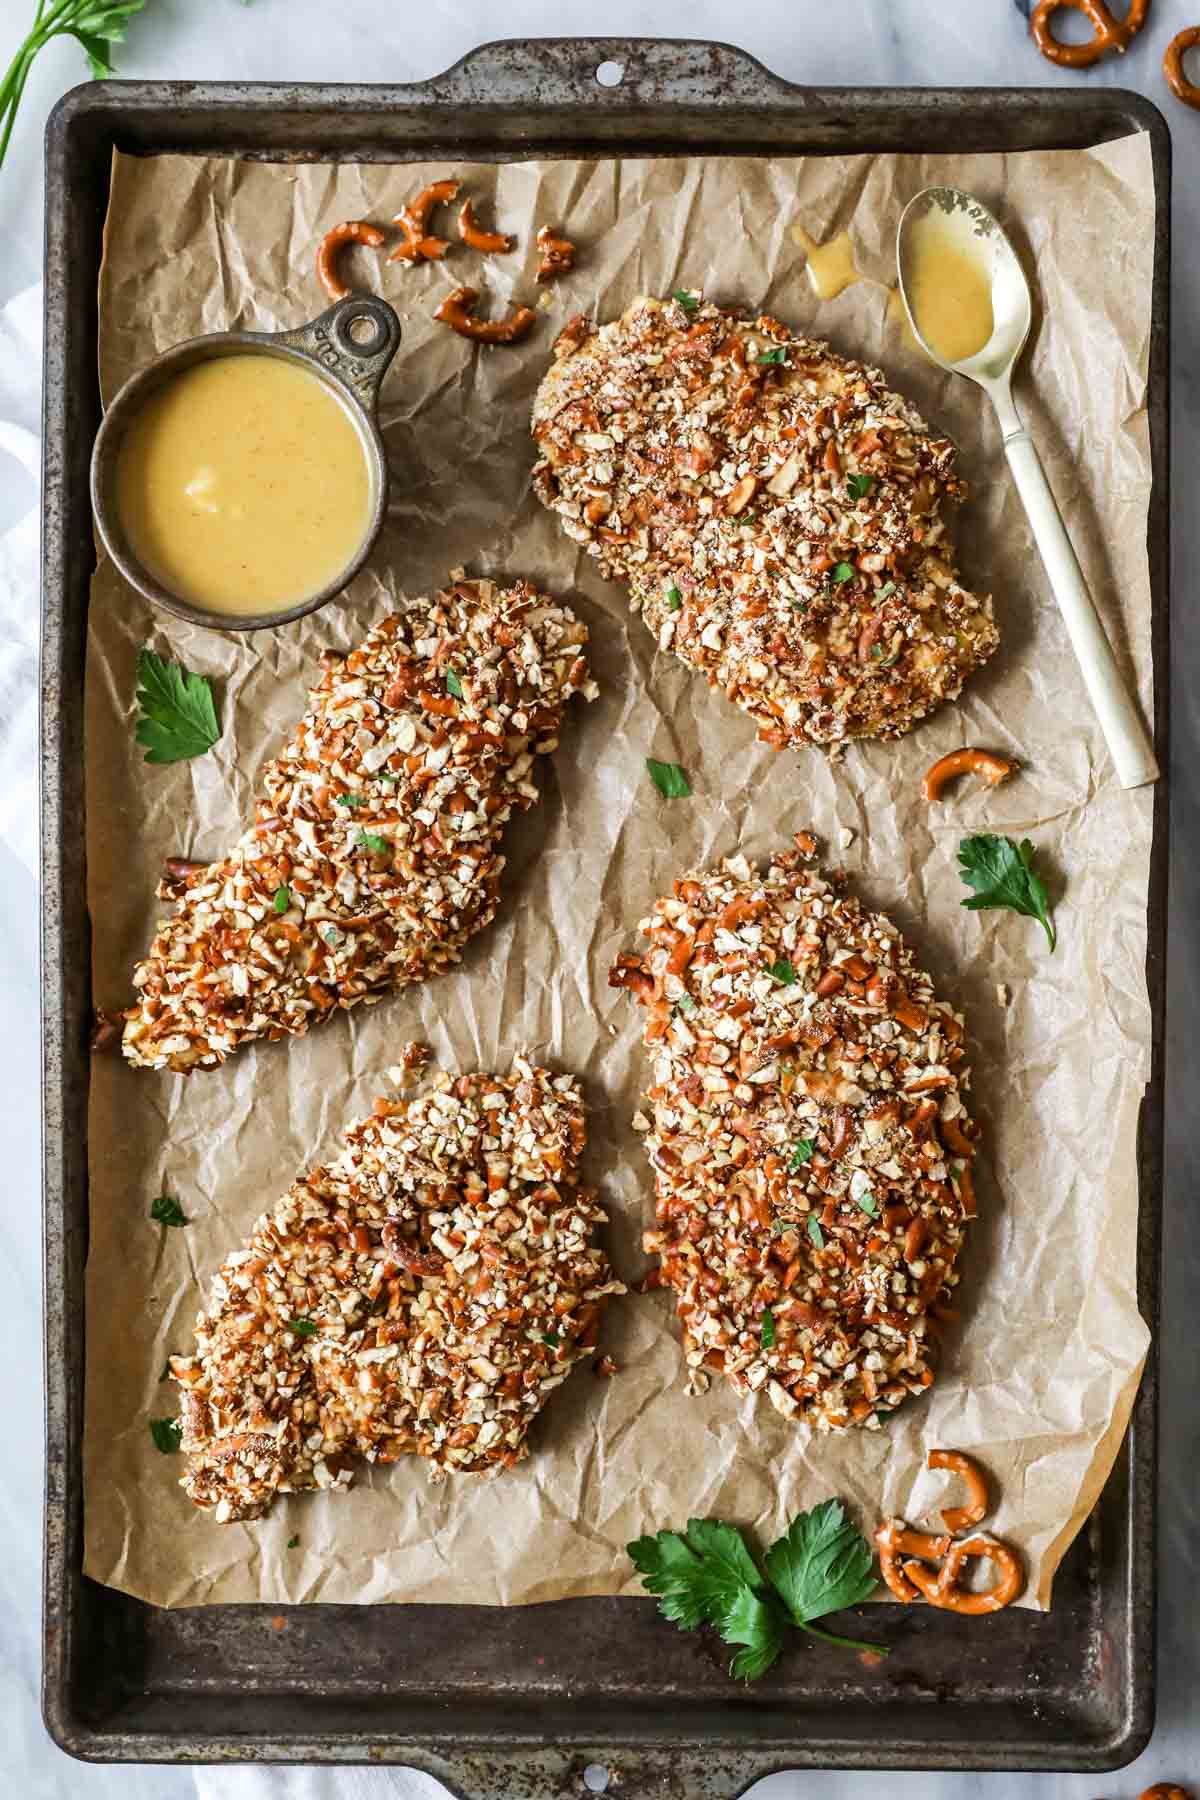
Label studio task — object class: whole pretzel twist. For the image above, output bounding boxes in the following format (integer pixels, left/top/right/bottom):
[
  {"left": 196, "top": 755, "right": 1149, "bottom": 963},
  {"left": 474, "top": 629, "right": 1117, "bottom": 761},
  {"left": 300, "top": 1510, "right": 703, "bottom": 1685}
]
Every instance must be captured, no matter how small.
[
  {"left": 433, "top": 285, "right": 536, "bottom": 345},
  {"left": 315, "top": 220, "right": 386, "bottom": 303},
  {"left": 1163, "top": 28, "right": 1200, "bottom": 108},
  {"left": 1030, "top": 0, "right": 1149, "bottom": 67},
  {"left": 390, "top": 180, "right": 461, "bottom": 264}
]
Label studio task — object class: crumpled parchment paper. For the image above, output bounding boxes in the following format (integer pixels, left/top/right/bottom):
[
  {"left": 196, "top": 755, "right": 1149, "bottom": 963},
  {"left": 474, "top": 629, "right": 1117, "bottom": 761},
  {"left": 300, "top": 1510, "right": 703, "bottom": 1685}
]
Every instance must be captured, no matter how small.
[{"left": 83, "top": 135, "right": 1155, "bottom": 1609}]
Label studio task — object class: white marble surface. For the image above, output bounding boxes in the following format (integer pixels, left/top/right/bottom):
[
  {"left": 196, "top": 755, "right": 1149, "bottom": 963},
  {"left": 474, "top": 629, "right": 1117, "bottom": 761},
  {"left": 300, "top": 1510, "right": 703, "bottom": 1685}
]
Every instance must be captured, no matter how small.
[{"left": 3, "top": 0, "right": 1198, "bottom": 1794}]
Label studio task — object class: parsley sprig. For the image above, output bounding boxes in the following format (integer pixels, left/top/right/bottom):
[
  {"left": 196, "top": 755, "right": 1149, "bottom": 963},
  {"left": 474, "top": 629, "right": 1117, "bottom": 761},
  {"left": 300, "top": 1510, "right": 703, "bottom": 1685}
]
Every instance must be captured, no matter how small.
[
  {"left": 1, "top": 0, "right": 154, "bottom": 172},
  {"left": 629, "top": 1500, "right": 886, "bottom": 1679},
  {"left": 646, "top": 758, "right": 691, "bottom": 799},
  {"left": 134, "top": 647, "right": 220, "bottom": 765},
  {"left": 958, "top": 833, "right": 1056, "bottom": 952}
]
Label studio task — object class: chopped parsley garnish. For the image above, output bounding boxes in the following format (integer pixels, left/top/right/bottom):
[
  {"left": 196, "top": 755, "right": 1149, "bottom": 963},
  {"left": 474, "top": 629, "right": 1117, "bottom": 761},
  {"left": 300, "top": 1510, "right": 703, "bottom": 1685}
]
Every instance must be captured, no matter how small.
[
  {"left": 676, "top": 993, "right": 698, "bottom": 1015},
  {"left": 789, "top": 1139, "right": 815, "bottom": 1171},
  {"left": 646, "top": 758, "right": 691, "bottom": 799},
  {"left": 672, "top": 289, "right": 700, "bottom": 312},
  {"left": 149, "top": 1417, "right": 182, "bottom": 1455},
  {"left": 756, "top": 348, "right": 787, "bottom": 365},
  {"left": 877, "top": 580, "right": 897, "bottom": 598},
  {"left": 286, "top": 1317, "right": 319, "bottom": 1338},
  {"left": 628, "top": 1500, "right": 887, "bottom": 1679},
  {"left": 149, "top": 1194, "right": 186, "bottom": 1228},
  {"left": 286, "top": 1535, "right": 300, "bottom": 1549},
  {"left": 767, "top": 958, "right": 796, "bottom": 987},
  {"left": 958, "top": 834, "right": 1056, "bottom": 952},
  {"left": 272, "top": 884, "right": 290, "bottom": 914},
  {"left": 445, "top": 669, "right": 464, "bottom": 699},
  {"left": 356, "top": 830, "right": 391, "bottom": 854},
  {"left": 335, "top": 792, "right": 363, "bottom": 808},
  {"left": 134, "top": 647, "right": 220, "bottom": 766},
  {"left": 807, "top": 1216, "right": 825, "bottom": 1249},
  {"left": 832, "top": 562, "right": 855, "bottom": 585},
  {"left": 540, "top": 1331, "right": 562, "bottom": 1347},
  {"left": 847, "top": 474, "right": 874, "bottom": 499},
  {"left": 858, "top": 1191, "right": 878, "bottom": 1217},
  {"left": 666, "top": 585, "right": 683, "bottom": 611},
  {"left": 761, "top": 1308, "right": 776, "bottom": 1349}
]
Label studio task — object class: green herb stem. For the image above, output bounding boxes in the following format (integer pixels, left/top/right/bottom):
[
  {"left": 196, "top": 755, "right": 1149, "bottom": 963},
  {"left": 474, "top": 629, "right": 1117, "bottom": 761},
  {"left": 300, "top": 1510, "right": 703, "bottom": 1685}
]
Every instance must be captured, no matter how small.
[{"left": 798, "top": 1621, "right": 889, "bottom": 1656}]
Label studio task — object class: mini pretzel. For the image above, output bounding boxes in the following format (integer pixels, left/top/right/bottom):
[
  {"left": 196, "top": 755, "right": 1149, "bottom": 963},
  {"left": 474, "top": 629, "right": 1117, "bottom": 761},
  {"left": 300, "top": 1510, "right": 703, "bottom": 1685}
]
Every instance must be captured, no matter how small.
[
  {"left": 921, "top": 747, "right": 1016, "bottom": 803},
  {"left": 927, "top": 1448, "right": 989, "bottom": 1534},
  {"left": 457, "top": 199, "right": 514, "bottom": 255},
  {"left": 1030, "top": 0, "right": 1149, "bottom": 67},
  {"left": 433, "top": 284, "right": 536, "bottom": 345},
  {"left": 902, "top": 1533, "right": 1023, "bottom": 1615},
  {"left": 1137, "top": 1785, "right": 1194, "bottom": 1800},
  {"left": 390, "top": 179, "right": 461, "bottom": 264},
  {"left": 315, "top": 220, "right": 386, "bottom": 303},
  {"left": 1164, "top": 28, "right": 1200, "bottom": 108},
  {"left": 536, "top": 224, "right": 576, "bottom": 283},
  {"left": 874, "top": 1519, "right": 951, "bottom": 1604}
]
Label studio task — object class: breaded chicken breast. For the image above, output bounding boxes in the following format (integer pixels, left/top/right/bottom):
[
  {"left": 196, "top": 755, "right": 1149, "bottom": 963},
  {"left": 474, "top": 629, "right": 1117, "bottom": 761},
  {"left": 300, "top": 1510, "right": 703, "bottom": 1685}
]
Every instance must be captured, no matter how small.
[
  {"left": 610, "top": 837, "right": 978, "bottom": 1432},
  {"left": 533, "top": 297, "right": 997, "bottom": 750},
  {"left": 119, "top": 575, "right": 594, "bottom": 1072},
  {"left": 171, "top": 1059, "right": 623, "bottom": 1518}
]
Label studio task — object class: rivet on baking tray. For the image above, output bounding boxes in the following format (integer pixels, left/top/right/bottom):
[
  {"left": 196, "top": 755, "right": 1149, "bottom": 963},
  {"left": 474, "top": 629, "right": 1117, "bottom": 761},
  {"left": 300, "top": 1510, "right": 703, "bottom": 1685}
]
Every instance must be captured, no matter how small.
[{"left": 595, "top": 61, "right": 624, "bottom": 87}]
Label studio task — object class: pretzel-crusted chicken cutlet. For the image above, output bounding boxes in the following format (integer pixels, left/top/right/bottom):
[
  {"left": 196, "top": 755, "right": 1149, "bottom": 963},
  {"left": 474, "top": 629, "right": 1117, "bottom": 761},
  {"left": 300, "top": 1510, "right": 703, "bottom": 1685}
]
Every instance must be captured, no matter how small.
[
  {"left": 171, "top": 1060, "right": 624, "bottom": 1519},
  {"left": 532, "top": 297, "right": 998, "bottom": 750},
  {"left": 610, "top": 839, "right": 978, "bottom": 1432},
  {"left": 120, "top": 576, "right": 595, "bottom": 1073}
]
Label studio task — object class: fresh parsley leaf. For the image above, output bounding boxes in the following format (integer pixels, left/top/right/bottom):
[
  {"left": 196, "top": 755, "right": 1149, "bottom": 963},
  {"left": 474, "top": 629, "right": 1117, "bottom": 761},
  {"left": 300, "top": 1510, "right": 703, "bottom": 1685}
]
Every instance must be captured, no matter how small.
[
  {"left": 134, "top": 647, "right": 220, "bottom": 765},
  {"left": 666, "top": 585, "right": 683, "bottom": 611},
  {"left": 646, "top": 758, "right": 691, "bottom": 799},
  {"left": 675, "top": 993, "right": 698, "bottom": 1015},
  {"left": 763, "top": 1500, "right": 886, "bottom": 1654},
  {"left": 832, "top": 562, "right": 855, "bottom": 585},
  {"left": 446, "top": 669, "right": 464, "bottom": 699},
  {"left": 335, "top": 793, "right": 363, "bottom": 808},
  {"left": 540, "top": 1331, "right": 561, "bottom": 1347},
  {"left": 756, "top": 348, "right": 787, "bottom": 365},
  {"left": 286, "top": 1317, "right": 319, "bottom": 1338},
  {"left": 723, "top": 1585, "right": 787, "bottom": 1681},
  {"left": 356, "top": 830, "right": 391, "bottom": 854},
  {"left": 273, "top": 884, "right": 290, "bottom": 914},
  {"left": 149, "top": 1194, "right": 186, "bottom": 1227},
  {"left": 847, "top": 474, "right": 874, "bottom": 500},
  {"left": 629, "top": 1520, "right": 764, "bottom": 1633},
  {"left": 149, "top": 1417, "right": 182, "bottom": 1454},
  {"left": 789, "top": 1139, "right": 814, "bottom": 1170},
  {"left": 286, "top": 1534, "right": 300, "bottom": 1549},
  {"left": 0, "top": 0, "right": 154, "bottom": 173},
  {"left": 761, "top": 1307, "right": 776, "bottom": 1349},
  {"left": 807, "top": 1216, "right": 825, "bottom": 1249},
  {"left": 672, "top": 289, "right": 699, "bottom": 312},
  {"left": 958, "top": 833, "right": 1056, "bottom": 952},
  {"left": 767, "top": 958, "right": 795, "bottom": 986}
]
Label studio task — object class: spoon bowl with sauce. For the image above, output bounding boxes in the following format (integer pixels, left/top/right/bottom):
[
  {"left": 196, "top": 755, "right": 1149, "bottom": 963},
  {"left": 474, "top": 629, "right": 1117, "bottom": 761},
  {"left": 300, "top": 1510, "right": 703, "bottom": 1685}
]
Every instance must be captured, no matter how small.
[
  {"left": 897, "top": 186, "right": 1157, "bottom": 791},
  {"left": 91, "top": 294, "right": 401, "bottom": 632}
]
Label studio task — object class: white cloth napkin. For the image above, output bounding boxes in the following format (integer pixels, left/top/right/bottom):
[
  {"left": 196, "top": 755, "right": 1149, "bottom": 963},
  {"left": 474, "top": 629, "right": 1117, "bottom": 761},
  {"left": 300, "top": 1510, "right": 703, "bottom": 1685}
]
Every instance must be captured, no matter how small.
[{"left": 0, "top": 283, "right": 44, "bottom": 876}]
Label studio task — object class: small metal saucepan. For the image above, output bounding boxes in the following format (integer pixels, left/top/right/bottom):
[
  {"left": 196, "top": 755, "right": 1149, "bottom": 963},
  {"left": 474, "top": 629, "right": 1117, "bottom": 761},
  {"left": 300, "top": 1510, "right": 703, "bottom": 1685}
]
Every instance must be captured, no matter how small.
[{"left": 89, "top": 294, "right": 402, "bottom": 632}]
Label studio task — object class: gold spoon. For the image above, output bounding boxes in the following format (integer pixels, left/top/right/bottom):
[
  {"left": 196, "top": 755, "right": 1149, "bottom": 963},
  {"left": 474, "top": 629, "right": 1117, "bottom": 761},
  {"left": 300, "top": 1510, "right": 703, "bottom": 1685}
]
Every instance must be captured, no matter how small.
[{"left": 897, "top": 185, "right": 1158, "bottom": 791}]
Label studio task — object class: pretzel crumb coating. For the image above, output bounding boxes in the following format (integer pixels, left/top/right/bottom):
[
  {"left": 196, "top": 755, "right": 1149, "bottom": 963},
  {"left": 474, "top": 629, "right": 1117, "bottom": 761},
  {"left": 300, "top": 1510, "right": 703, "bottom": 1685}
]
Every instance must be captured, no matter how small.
[
  {"left": 610, "top": 838, "right": 979, "bottom": 1431},
  {"left": 120, "top": 576, "right": 596, "bottom": 1072},
  {"left": 533, "top": 295, "right": 998, "bottom": 751},
  {"left": 171, "top": 1060, "right": 624, "bottom": 1519}
]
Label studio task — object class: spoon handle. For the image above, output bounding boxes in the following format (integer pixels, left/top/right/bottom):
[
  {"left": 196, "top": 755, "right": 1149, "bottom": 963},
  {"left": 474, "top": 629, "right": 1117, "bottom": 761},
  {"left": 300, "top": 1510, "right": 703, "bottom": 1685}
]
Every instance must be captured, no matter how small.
[{"left": 1002, "top": 428, "right": 1159, "bottom": 790}]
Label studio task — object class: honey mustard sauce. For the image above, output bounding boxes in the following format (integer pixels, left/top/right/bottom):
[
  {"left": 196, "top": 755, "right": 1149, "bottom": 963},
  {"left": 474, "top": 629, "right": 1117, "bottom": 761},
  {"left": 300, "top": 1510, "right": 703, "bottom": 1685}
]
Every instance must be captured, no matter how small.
[
  {"left": 115, "top": 354, "right": 372, "bottom": 616},
  {"left": 902, "top": 208, "right": 995, "bottom": 364}
]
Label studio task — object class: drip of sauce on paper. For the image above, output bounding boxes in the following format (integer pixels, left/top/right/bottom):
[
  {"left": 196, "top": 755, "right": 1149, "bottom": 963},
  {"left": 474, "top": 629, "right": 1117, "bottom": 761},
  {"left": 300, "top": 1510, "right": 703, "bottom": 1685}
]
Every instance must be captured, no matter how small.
[
  {"left": 790, "top": 224, "right": 863, "bottom": 301},
  {"left": 902, "top": 210, "right": 995, "bottom": 364},
  {"left": 116, "top": 354, "right": 373, "bottom": 616}
]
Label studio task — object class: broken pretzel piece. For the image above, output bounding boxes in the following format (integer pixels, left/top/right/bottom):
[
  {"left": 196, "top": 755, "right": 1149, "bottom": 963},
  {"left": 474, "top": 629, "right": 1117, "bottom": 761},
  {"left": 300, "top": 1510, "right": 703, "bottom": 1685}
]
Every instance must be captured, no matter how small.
[
  {"left": 434, "top": 284, "right": 536, "bottom": 345},
  {"left": 536, "top": 225, "right": 576, "bottom": 283},
  {"left": 927, "top": 1447, "right": 989, "bottom": 1534},
  {"left": 457, "top": 198, "right": 514, "bottom": 254},
  {"left": 922, "top": 747, "right": 1016, "bottom": 803},
  {"left": 903, "top": 1533, "right": 1024, "bottom": 1615},
  {"left": 390, "top": 179, "right": 460, "bottom": 264},
  {"left": 316, "top": 220, "right": 386, "bottom": 303}
]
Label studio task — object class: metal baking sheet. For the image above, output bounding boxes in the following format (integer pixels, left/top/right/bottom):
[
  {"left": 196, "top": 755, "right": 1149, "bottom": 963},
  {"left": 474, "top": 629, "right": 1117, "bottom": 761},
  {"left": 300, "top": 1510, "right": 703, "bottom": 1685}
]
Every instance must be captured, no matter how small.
[{"left": 40, "top": 38, "right": 1170, "bottom": 1787}]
